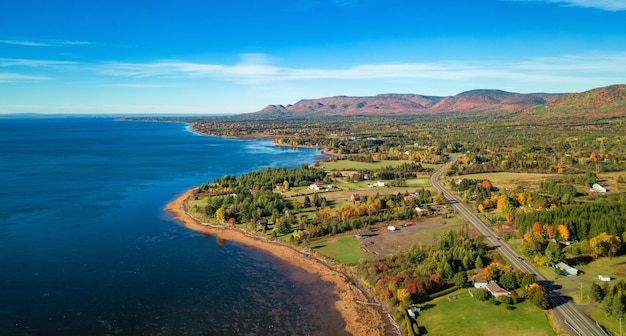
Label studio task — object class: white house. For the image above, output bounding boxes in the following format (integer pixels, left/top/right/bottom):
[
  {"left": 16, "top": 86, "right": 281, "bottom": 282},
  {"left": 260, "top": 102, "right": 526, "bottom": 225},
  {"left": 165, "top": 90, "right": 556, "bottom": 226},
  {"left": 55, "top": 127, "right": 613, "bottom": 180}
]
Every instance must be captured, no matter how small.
[
  {"left": 376, "top": 180, "right": 385, "bottom": 187},
  {"left": 309, "top": 183, "right": 321, "bottom": 191},
  {"left": 472, "top": 280, "right": 488, "bottom": 289},
  {"left": 599, "top": 275, "right": 611, "bottom": 282}
]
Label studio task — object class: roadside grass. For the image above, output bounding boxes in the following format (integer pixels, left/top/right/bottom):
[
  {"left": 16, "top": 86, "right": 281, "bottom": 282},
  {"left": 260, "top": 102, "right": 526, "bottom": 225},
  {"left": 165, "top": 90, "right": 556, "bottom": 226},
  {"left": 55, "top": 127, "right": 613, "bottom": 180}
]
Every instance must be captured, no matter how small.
[
  {"left": 585, "top": 307, "right": 621, "bottom": 336},
  {"left": 310, "top": 236, "right": 366, "bottom": 263},
  {"left": 418, "top": 289, "right": 556, "bottom": 336},
  {"left": 321, "top": 159, "right": 412, "bottom": 171}
]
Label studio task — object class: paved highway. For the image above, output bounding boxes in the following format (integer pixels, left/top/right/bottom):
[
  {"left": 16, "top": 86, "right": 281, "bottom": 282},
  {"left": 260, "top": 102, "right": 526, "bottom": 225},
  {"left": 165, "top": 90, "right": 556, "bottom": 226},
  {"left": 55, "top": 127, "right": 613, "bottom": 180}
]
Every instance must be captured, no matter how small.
[{"left": 430, "top": 158, "right": 608, "bottom": 336}]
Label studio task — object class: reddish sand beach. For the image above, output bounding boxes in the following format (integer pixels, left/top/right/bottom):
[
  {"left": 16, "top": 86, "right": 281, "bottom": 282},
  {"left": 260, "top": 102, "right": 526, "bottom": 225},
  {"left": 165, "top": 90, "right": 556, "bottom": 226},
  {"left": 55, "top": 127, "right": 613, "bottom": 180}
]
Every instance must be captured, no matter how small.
[{"left": 165, "top": 188, "right": 393, "bottom": 336}]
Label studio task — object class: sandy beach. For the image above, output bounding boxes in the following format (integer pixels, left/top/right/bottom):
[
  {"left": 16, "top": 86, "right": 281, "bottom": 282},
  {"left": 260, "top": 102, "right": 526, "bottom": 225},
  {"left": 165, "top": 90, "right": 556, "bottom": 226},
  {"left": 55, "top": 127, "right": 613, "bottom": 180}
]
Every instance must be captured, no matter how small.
[{"left": 165, "top": 188, "right": 393, "bottom": 336}]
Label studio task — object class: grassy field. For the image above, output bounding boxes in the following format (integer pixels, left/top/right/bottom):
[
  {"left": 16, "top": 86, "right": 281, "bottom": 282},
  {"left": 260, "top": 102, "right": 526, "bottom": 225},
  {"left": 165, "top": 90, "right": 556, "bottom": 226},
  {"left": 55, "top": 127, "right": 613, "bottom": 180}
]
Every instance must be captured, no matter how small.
[
  {"left": 321, "top": 159, "right": 412, "bottom": 171},
  {"left": 452, "top": 172, "right": 560, "bottom": 191},
  {"left": 418, "top": 289, "right": 556, "bottom": 336},
  {"left": 310, "top": 236, "right": 366, "bottom": 263}
]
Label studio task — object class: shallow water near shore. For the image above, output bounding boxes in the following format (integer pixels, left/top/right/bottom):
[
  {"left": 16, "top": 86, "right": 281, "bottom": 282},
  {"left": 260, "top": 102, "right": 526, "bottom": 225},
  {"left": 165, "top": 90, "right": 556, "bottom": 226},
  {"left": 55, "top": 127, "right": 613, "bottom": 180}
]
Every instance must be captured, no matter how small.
[{"left": 0, "top": 117, "right": 345, "bottom": 335}]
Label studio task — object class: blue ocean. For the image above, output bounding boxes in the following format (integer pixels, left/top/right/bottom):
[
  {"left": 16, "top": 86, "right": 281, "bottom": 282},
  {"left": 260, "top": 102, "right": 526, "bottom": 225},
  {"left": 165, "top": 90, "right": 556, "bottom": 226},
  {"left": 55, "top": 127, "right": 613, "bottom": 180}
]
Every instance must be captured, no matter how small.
[{"left": 0, "top": 118, "right": 346, "bottom": 335}]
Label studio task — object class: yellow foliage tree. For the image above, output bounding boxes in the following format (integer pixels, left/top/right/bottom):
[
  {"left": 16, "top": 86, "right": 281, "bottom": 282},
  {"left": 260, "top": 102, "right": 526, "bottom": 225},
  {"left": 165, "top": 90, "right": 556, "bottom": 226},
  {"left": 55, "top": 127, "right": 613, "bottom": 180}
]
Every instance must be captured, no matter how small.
[
  {"left": 396, "top": 288, "right": 411, "bottom": 302},
  {"left": 589, "top": 232, "right": 621, "bottom": 258}
]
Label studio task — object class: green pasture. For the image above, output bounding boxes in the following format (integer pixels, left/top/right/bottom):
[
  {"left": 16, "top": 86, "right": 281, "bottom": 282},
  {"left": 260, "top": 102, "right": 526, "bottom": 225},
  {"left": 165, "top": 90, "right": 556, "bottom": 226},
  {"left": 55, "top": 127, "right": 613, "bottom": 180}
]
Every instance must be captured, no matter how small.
[
  {"left": 310, "top": 236, "right": 366, "bottom": 263},
  {"left": 418, "top": 289, "right": 556, "bottom": 336}
]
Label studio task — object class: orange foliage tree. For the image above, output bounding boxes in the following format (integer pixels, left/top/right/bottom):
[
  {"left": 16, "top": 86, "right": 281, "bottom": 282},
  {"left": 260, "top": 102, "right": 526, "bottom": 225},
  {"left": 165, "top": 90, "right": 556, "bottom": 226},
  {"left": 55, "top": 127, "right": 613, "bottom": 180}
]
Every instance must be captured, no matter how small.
[{"left": 557, "top": 224, "right": 570, "bottom": 241}]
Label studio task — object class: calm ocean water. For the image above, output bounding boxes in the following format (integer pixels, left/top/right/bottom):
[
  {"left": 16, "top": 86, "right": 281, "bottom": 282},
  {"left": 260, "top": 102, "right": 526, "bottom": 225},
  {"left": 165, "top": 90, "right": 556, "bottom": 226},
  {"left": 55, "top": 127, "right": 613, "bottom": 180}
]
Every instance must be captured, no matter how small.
[{"left": 0, "top": 118, "right": 346, "bottom": 335}]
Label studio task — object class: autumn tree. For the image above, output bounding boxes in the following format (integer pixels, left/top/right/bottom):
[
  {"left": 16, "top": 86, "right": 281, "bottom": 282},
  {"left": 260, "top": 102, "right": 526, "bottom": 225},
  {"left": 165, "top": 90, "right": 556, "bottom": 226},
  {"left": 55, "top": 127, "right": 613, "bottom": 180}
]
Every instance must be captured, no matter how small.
[
  {"left": 483, "top": 262, "right": 505, "bottom": 282},
  {"left": 215, "top": 207, "right": 226, "bottom": 223},
  {"left": 396, "top": 288, "right": 411, "bottom": 303},
  {"left": 526, "top": 283, "right": 550, "bottom": 309},
  {"left": 557, "top": 224, "right": 570, "bottom": 241},
  {"left": 590, "top": 232, "right": 621, "bottom": 258},
  {"left": 546, "top": 225, "right": 555, "bottom": 239}
]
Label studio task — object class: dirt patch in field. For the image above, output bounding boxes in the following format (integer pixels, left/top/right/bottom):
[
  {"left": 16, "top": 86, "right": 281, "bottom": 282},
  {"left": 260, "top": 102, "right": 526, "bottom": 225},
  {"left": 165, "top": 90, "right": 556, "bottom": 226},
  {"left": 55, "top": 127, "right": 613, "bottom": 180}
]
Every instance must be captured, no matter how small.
[{"left": 359, "top": 217, "right": 468, "bottom": 258}]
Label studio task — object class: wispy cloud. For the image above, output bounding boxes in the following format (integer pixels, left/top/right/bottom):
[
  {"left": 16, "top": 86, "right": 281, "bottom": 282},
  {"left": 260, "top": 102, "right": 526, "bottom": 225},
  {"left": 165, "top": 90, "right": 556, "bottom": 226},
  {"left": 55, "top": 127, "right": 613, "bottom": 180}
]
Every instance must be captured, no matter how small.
[
  {"left": 0, "top": 39, "right": 51, "bottom": 47},
  {"left": 98, "top": 51, "right": 626, "bottom": 86},
  {"left": 100, "top": 83, "right": 172, "bottom": 88},
  {"left": 510, "top": 0, "right": 626, "bottom": 11},
  {"left": 0, "top": 58, "right": 78, "bottom": 67},
  {"left": 0, "top": 72, "right": 52, "bottom": 82},
  {"left": 0, "top": 39, "right": 92, "bottom": 47}
]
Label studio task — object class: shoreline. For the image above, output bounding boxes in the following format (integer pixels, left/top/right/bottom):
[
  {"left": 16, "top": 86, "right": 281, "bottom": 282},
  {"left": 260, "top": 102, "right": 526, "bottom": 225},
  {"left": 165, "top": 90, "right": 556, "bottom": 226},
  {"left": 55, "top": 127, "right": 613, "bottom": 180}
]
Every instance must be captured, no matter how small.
[{"left": 165, "top": 188, "right": 393, "bottom": 336}]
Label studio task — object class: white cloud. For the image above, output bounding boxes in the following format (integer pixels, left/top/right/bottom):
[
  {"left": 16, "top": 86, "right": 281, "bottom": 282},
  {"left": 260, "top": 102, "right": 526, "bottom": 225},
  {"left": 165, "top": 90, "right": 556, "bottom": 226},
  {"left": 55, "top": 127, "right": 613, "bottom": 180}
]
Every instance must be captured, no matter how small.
[
  {"left": 97, "top": 51, "right": 626, "bottom": 87},
  {"left": 0, "top": 39, "right": 92, "bottom": 47},
  {"left": 0, "top": 58, "right": 78, "bottom": 67},
  {"left": 551, "top": 0, "right": 626, "bottom": 10},
  {"left": 0, "top": 72, "right": 52, "bottom": 82},
  {"left": 0, "top": 39, "right": 50, "bottom": 47},
  {"left": 510, "top": 0, "right": 626, "bottom": 11}
]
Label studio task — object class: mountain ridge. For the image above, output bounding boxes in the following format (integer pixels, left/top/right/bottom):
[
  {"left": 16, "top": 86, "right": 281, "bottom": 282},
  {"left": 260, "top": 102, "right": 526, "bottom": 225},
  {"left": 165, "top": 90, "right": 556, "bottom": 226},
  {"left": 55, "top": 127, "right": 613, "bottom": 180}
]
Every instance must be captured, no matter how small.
[{"left": 255, "top": 89, "right": 561, "bottom": 116}]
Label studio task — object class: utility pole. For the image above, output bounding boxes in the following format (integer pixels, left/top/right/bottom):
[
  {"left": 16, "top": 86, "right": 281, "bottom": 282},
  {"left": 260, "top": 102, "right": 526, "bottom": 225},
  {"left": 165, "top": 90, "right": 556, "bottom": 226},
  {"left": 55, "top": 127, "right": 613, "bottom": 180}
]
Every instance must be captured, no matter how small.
[{"left": 580, "top": 283, "right": 583, "bottom": 302}]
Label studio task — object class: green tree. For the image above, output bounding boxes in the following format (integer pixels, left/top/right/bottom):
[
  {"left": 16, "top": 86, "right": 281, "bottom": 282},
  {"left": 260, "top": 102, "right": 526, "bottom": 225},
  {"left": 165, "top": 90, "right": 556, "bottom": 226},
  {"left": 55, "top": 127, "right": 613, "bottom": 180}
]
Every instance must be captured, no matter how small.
[
  {"left": 544, "top": 241, "right": 565, "bottom": 264},
  {"left": 520, "top": 273, "right": 537, "bottom": 288},
  {"left": 590, "top": 282, "right": 606, "bottom": 303},
  {"left": 453, "top": 271, "right": 468, "bottom": 288},
  {"left": 303, "top": 195, "right": 311, "bottom": 208},
  {"left": 474, "top": 289, "right": 490, "bottom": 301},
  {"left": 500, "top": 270, "right": 518, "bottom": 290},
  {"left": 275, "top": 217, "right": 292, "bottom": 235},
  {"left": 475, "top": 256, "right": 484, "bottom": 269}
]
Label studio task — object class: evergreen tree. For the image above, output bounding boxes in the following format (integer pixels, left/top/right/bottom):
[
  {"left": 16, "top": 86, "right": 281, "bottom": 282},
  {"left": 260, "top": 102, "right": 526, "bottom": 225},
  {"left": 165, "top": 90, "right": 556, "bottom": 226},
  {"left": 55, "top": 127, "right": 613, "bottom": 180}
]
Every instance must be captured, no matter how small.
[{"left": 590, "top": 282, "right": 606, "bottom": 303}]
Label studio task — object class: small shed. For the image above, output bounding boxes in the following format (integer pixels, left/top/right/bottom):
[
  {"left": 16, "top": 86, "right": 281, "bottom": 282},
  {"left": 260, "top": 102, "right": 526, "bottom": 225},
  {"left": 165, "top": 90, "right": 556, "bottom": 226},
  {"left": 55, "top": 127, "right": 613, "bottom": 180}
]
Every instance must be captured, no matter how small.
[
  {"left": 357, "top": 231, "right": 376, "bottom": 239},
  {"left": 599, "top": 275, "right": 611, "bottom": 282}
]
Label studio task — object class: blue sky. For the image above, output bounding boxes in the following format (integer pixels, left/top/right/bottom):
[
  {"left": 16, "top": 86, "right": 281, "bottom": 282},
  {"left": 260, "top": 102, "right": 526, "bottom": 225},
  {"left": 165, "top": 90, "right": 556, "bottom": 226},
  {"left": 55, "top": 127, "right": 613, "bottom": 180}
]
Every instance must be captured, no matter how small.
[{"left": 1, "top": 0, "right": 625, "bottom": 114}]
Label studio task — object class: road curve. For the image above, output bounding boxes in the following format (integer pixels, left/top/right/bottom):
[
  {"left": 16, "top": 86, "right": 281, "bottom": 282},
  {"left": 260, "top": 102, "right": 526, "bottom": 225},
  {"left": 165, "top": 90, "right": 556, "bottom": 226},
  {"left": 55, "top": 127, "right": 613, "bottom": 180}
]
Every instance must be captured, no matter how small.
[{"left": 430, "top": 157, "right": 608, "bottom": 336}]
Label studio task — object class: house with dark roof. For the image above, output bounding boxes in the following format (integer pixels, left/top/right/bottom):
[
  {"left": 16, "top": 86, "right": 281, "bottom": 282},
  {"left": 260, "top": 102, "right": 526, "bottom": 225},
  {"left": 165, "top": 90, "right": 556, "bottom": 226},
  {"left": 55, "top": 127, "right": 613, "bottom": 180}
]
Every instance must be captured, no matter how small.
[{"left": 257, "top": 218, "right": 268, "bottom": 229}]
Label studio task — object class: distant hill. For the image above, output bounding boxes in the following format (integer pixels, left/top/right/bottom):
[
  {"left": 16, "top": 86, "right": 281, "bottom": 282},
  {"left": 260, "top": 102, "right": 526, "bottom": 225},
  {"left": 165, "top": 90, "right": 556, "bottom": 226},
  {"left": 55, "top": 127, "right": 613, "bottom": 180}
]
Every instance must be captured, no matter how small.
[
  {"left": 523, "top": 84, "right": 626, "bottom": 118},
  {"left": 255, "top": 90, "right": 560, "bottom": 116}
]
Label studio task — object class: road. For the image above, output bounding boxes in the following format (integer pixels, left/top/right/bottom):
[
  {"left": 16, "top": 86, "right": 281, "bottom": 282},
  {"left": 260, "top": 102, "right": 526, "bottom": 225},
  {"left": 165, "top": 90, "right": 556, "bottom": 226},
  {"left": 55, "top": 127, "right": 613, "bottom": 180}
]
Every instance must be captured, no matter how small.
[{"left": 430, "top": 158, "right": 608, "bottom": 336}]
